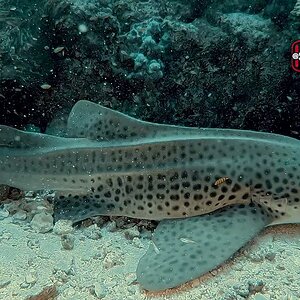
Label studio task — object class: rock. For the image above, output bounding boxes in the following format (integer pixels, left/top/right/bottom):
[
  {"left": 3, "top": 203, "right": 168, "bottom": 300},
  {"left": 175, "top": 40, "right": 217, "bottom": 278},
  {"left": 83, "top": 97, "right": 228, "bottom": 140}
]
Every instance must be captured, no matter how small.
[
  {"left": 94, "top": 282, "right": 108, "bottom": 299},
  {"left": 25, "top": 272, "right": 37, "bottom": 285},
  {"left": 265, "top": 252, "right": 276, "bottom": 261},
  {"left": 8, "top": 187, "right": 24, "bottom": 200},
  {"left": 53, "top": 219, "right": 74, "bottom": 235},
  {"left": 27, "top": 238, "right": 40, "bottom": 250},
  {"left": 103, "top": 252, "right": 123, "bottom": 269},
  {"left": 52, "top": 268, "right": 68, "bottom": 283},
  {"left": 125, "top": 273, "right": 137, "bottom": 285},
  {"left": 61, "top": 287, "right": 75, "bottom": 297},
  {"left": 25, "top": 191, "right": 35, "bottom": 198},
  {"left": 233, "top": 283, "right": 250, "bottom": 298},
  {"left": 0, "top": 231, "right": 12, "bottom": 241},
  {"left": 124, "top": 227, "right": 140, "bottom": 240},
  {"left": 127, "top": 285, "right": 137, "bottom": 295},
  {"left": 0, "top": 209, "right": 9, "bottom": 220},
  {"left": 247, "top": 243, "right": 275, "bottom": 262},
  {"left": 83, "top": 225, "right": 102, "bottom": 240},
  {"left": 113, "top": 217, "right": 126, "bottom": 228},
  {"left": 252, "top": 293, "right": 270, "bottom": 300},
  {"left": 61, "top": 234, "right": 75, "bottom": 250},
  {"left": 0, "top": 185, "right": 9, "bottom": 201},
  {"left": 30, "top": 212, "right": 53, "bottom": 233},
  {"left": 0, "top": 279, "right": 11, "bottom": 288},
  {"left": 106, "top": 221, "right": 117, "bottom": 232},
  {"left": 20, "top": 282, "right": 30, "bottom": 289},
  {"left": 132, "top": 237, "right": 144, "bottom": 248},
  {"left": 248, "top": 279, "right": 264, "bottom": 293},
  {"left": 12, "top": 210, "right": 27, "bottom": 221}
]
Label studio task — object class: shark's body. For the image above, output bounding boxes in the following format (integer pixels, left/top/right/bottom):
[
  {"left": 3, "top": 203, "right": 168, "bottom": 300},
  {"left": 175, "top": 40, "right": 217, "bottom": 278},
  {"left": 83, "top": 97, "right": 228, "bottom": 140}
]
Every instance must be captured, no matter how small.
[{"left": 0, "top": 100, "right": 300, "bottom": 291}]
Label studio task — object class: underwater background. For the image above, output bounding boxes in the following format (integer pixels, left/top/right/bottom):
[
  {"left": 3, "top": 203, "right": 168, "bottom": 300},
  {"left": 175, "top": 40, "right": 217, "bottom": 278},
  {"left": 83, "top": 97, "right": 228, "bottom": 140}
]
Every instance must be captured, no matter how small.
[{"left": 1, "top": 0, "right": 300, "bottom": 299}]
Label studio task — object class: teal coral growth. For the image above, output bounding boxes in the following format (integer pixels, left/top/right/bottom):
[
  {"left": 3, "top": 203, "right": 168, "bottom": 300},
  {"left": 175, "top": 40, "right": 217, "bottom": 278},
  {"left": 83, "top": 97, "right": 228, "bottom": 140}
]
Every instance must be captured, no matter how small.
[{"left": 126, "top": 18, "right": 169, "bottom": 80}]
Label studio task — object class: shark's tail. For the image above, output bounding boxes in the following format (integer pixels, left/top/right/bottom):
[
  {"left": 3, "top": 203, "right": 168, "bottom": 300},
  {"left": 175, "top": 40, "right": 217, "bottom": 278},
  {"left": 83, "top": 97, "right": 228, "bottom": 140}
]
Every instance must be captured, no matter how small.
[
  {"left": 0, "top": 125, "right": 70, "bottom": 190},
  {"left": 0, "top": 125, "right": 74, "bottom": 157},
  {"left": 0, "top": 125, "right": 55, "bottom": 150}
]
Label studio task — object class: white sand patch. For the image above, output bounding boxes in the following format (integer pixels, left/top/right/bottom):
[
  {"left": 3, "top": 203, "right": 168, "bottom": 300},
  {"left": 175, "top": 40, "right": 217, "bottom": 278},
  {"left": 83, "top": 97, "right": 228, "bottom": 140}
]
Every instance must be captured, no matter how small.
[{"left": 0, "top": 214, "right": 299, "bottom": 300}]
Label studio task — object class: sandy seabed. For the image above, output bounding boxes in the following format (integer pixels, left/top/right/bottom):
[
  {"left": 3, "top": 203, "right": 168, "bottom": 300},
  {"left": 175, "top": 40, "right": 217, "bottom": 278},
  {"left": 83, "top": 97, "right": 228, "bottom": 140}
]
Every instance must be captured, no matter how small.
[{"left": 0, "top": 196, "right": 300, "bottom": 300}]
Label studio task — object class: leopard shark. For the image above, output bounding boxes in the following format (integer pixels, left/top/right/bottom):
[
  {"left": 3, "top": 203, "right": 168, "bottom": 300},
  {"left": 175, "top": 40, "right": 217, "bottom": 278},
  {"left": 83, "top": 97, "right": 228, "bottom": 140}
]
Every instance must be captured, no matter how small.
[{"left": 0, "top": 100, "right": 299, "bottom": 291}]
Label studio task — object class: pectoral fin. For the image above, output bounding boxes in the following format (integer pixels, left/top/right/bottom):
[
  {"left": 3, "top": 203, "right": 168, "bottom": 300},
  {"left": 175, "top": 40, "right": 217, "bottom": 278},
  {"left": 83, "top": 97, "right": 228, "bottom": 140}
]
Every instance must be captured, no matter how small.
[
  {"left": 54, "top": 191, "right": 120, "bottom": 223},
  {"left": 136, "top": 204, "right": 272, "bottom": 292}
]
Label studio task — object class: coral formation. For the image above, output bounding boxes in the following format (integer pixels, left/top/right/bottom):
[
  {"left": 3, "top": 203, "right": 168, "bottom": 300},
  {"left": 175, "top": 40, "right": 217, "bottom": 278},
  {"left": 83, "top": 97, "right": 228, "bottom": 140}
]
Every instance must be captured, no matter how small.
[
  {"left": 0, "top": 0, "right": 298, "bottom": 135},
  {"left": 291, "top": 0, "right": 300, "bottom": 17}
]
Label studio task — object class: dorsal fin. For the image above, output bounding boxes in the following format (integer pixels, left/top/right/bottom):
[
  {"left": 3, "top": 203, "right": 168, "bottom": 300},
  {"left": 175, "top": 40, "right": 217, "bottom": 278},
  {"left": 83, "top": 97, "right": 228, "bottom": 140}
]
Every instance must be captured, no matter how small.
[
  {"left": 66, "top": 100, "right": 188, "bottom": 141},
  {"left": 66, "top": 100, "right": 300, "bottom": 146}
]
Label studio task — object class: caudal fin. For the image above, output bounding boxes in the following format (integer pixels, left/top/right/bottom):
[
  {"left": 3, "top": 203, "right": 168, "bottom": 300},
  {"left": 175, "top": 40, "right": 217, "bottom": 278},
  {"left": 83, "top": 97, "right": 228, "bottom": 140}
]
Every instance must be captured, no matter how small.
[
  {"left": 0, "top": 125, "right": 55, "bottom": 150},
  {"left": 0, "top": 125, "right": 76, "bottom": 155}
]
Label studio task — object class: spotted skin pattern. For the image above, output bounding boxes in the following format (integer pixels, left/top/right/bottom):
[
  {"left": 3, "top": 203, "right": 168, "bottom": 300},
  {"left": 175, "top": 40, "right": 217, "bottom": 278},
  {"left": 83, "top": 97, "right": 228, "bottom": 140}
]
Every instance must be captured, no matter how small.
[{"left": 1, "top": 100, "right": 300, "bottom": 291}]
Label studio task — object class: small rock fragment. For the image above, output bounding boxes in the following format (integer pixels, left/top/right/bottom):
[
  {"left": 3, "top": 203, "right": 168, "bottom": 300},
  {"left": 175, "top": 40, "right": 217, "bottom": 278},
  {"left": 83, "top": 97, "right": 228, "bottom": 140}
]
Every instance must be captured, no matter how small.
[
  {"left": 124, "top": 227, "right": 140, "bottom": 240},
  {"left": 0, "top": 185, "right": 9, "bottom": 201},
  {"left": 13, "top": 210, "right": 27, "bottom": 221},
  {"left": 25, "top": 272, "right": 37, "bottom": 285},
  {"left": 30, "top": 212, "right": 53, "bottom": 233},
  {"left": 265, "top": 252, "right": 276, "bottom": 261},
  {"left": 233, "top": 283, "right": 250, "bottom": 298},
  {"left": 125, "top": 273, "right": 137, "bottom": 285},
  {"left": 106, "top": 221, "right": 117, "bottom": 232},
  {"left": 103, "top": 252, "right": 123, "bottom": 269},
  {"left": 25, "top": 191, "right": 35, "bottom": 198},
  {"left": 61, "top": 287, "right": 75, "bottom": 297},
  {"left": 276, "top": 264, "right": 285, "bottom": 270},
  {"left": 20, "top": 282, "right": 30, "bottom": 289},
  {"left": 83, "top": 225, "right": 102, "bottom": 240},
  {"left": 78, "top": 24, "right": 88, "bottom": 33},
  {"left": 52, "top": 269, "right": 68, "bottom": 283},
  {"left": 0, "top": 209, "right": 9, "bottom": 220},
  {"left": 252, "top": 293, "right": 270, "bottom": 300},
  {"left": 0, "top": 279, "right": 11, "bottom": 288},
  {"left": 8, "top": 187, "right": 24, "bottom": 200},
  {"left": 27, "top": 238, "right": 40, "bottom": 249},
  {"left": 127, "top": 285, "right": 137, "bottom": 295},
  {"left": 248, "top": 279, "right": 264, "bottom": 293},
  {"left": 132, "top": 237, "right": 144, "bottom": 248},
  {"left": 61, "top": 234, "right": 75, "bottom": 250},
  {"left": 93, "top": 282, "right": 108, "bottom": 299},
  {"left": 0, "top": 231, "right": 12, "bottom": 241},
  {"left": 53, "top": 219, "right": 74, "bottom": 235}
]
